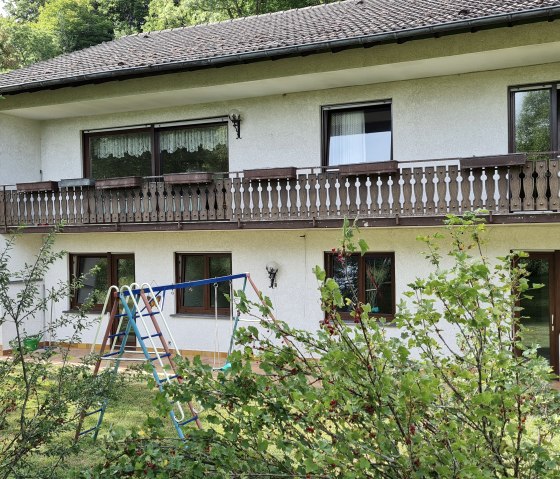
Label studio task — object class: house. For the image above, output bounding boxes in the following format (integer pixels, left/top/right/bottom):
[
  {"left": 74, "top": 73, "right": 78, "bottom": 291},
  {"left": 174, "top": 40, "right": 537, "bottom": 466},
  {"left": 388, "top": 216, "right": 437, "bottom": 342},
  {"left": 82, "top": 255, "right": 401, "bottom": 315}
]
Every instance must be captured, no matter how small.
[{"left": 1, "top": 0, "right": 560, "bottom": 370}]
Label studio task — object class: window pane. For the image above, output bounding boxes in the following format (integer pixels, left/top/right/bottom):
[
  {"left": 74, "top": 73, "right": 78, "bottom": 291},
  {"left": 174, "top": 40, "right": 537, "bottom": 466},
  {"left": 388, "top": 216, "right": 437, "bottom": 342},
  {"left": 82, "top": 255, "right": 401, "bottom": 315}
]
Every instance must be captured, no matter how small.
[
  {"left": 210, "top": 256, "right": 232, "bottom": 309},
  {"left": 160, "top": 124, "right": 228, "bottom": 174},
  {"left": 328, "top": 105, "right": 391, "bottom": 165},
  {"left": 364, "top": 256, "right": 393, "bottom": 315},
  {"left": 90, "top": 132, "right": 152, "bottom": 179},
  {"left": 519, "top": 258, "right": 550, "bottom": 363},
  {"left": 116, "top": 258, "right": 135, "bottom": 287},
  {"left": 182, "top": 256, "right": 205, "bottom": 308},
  {"left": 332, "top": 255, "right": 359, "bottom": 312},
  {"left": 514, "top": 89, "right": 551, "bottom": 153},
  {"left": 77, "top": 257, "right": 108, "bottom": 305}
]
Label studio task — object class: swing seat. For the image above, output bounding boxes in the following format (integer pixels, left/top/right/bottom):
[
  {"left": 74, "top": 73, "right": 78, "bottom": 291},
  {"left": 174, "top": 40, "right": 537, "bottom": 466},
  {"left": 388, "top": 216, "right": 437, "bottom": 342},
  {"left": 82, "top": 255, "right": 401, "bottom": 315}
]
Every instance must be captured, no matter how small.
[{"left": 213, "top": 362, "right": 232, "bottom": 372}]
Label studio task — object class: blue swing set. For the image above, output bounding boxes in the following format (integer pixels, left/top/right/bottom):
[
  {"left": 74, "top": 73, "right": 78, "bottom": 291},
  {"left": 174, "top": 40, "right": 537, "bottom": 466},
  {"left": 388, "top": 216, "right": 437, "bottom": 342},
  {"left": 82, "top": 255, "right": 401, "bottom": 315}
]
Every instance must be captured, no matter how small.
[{"left": 75, "top": 272, "right": 266, "bottom": 442}]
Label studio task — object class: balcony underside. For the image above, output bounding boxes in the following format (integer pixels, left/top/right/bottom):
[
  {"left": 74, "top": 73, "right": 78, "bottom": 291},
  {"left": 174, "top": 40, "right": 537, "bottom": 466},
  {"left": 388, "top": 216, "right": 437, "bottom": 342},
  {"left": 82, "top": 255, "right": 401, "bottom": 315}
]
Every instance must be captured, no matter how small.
[{"left": 2, "top": 153, "right": 560, "bottom": 234}]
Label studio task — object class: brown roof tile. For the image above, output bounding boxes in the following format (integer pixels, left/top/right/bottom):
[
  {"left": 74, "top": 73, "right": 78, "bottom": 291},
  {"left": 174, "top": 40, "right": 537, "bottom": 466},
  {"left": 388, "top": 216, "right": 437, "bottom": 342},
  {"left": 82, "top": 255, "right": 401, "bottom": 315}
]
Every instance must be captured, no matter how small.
[{"left": 1, "top": 0, "right": 560, "bottom": 94}]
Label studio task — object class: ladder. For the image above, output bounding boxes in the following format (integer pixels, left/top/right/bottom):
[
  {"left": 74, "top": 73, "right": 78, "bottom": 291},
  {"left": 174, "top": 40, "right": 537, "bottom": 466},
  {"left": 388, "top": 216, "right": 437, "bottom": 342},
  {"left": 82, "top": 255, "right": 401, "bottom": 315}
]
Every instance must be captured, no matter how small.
[{"left": 75, "top": 282, "right": 202, "bottom": 442}]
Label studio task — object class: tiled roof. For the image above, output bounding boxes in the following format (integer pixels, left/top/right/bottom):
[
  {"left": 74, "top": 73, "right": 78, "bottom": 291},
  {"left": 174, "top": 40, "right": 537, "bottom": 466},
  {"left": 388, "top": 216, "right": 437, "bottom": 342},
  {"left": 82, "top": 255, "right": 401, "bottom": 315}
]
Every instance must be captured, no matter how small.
[{"left": 1, "top": 0, "right": 560, "bottom": 94}]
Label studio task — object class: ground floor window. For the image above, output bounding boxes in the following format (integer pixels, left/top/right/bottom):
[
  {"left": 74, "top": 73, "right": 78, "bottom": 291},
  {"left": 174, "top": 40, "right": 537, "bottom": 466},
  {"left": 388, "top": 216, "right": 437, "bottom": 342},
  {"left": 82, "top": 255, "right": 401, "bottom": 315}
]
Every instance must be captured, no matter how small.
[
  {"left": 516, "top": 251, "right": 560, "bottom": 375},
  {"left": 175, "top": 253, "right": 232, "bottom": 315},
  {"left": 70, "top": 253, "right": 135, "bottom": 311},
  {"left": 325, "top": 252, "right": 395, "bottom": 320}
]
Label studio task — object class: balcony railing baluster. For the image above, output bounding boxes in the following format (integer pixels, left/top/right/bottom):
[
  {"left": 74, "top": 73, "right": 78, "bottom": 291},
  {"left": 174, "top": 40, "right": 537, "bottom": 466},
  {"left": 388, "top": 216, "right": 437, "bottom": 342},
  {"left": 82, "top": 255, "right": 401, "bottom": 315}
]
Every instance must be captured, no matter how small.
[{"left": 4, "top": 153, "right": 560, "bottom": 231}]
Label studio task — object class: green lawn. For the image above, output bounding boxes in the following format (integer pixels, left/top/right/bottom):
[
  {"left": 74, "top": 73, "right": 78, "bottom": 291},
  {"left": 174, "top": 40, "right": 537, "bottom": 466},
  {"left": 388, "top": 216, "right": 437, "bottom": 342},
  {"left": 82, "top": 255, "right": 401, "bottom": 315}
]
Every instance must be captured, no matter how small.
[{"left": 22, "top": 375, "right": 178, "bottom": 477}]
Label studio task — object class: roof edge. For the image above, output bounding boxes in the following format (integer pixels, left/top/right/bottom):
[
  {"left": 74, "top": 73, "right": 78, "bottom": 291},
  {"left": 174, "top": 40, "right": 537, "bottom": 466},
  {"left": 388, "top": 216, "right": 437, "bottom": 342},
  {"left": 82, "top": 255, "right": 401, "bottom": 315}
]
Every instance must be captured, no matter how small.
[{"left": 2, "top": 5, "right": 560, "bottom": 96}]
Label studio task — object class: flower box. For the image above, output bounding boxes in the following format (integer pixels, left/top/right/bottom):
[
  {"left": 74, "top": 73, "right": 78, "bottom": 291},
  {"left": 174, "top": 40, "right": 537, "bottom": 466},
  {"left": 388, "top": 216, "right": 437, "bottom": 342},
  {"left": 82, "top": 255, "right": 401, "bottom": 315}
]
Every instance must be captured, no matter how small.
[
  {"left": 16, "top": 181, "right": 59, "bottom": 192},
  {"left": 163, "top": 172, "right": 214, "bottom": 185},
  {"left": 95, "top": 176, "right": 142, "bottom": 189},
  {"left": 338, "top": 161, "right": 398, "bottom": 175},
  {"left": 243, "top": 167, "right": 297, "bottom": 180}
]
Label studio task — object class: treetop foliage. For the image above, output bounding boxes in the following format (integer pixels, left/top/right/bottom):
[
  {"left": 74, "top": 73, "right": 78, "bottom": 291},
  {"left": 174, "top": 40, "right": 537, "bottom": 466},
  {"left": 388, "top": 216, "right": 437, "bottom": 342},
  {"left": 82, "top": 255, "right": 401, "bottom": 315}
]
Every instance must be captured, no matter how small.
[{"left": 0, "top": 0, "right": 337, "bottom": 72}]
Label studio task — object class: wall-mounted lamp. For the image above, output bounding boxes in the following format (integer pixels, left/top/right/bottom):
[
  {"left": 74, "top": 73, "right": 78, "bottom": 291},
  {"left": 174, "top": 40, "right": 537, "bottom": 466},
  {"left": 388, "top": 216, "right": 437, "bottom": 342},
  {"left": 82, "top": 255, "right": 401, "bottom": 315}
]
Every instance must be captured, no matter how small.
[
  {"left": 229, "top": 109, "right": 242, "bottom": 139},
  {"left": 266, "top": 261, "right": 279, "bottom": 289}
]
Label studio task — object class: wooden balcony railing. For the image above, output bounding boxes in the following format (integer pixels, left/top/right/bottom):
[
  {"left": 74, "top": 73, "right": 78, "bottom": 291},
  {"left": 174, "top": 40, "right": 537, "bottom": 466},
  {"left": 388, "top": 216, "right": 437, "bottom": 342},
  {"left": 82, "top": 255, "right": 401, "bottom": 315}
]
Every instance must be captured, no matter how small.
[{"left": 1, "top": 153, "right": 559, "bottom": 231}]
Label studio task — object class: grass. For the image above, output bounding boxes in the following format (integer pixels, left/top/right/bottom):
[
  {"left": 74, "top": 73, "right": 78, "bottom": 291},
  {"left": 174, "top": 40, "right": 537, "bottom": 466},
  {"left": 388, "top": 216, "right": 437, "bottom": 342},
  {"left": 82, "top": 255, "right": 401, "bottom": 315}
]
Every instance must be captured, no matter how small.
[{"left": 3, "top": 368, "right": 180, "bottom": 478}]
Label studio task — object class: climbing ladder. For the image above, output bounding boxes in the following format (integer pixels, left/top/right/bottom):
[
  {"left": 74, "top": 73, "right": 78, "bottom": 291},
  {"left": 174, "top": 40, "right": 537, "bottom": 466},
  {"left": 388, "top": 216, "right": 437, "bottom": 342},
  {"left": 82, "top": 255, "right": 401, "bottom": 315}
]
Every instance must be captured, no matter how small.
[{"left": 75, "top": 273, "right": 257, "bottom": 442}]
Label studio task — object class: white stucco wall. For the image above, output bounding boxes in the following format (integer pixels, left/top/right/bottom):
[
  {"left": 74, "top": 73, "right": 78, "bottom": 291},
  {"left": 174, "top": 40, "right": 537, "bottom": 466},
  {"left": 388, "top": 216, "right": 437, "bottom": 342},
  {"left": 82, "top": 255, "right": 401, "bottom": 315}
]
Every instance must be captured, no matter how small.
[
  {"left": 0, "top": 113, "right": 41, "bottom": 185},
  {"left": 34, "top": 61, "right": 560, "bottom": 182},
  {"left": 2, "top": 222, "right": 553, "bottom": 354},
  {"left": 0, "top": 234, "right": 47, "bottom": 350}
]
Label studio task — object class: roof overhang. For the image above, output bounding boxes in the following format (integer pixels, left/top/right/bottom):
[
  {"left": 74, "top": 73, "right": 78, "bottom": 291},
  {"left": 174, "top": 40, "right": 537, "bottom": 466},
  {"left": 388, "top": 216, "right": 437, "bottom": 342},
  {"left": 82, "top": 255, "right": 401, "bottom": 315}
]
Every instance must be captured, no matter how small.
[{"left": 1, "top": 5, "right": 560, "bottom": 96}]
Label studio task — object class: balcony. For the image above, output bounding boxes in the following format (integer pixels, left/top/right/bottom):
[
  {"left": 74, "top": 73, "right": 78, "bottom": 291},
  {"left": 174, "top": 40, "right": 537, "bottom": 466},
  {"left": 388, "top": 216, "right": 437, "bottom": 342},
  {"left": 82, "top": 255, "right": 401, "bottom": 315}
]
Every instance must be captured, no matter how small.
[{"left": 1, "top": 153, "right": 560, "bottom": 233}]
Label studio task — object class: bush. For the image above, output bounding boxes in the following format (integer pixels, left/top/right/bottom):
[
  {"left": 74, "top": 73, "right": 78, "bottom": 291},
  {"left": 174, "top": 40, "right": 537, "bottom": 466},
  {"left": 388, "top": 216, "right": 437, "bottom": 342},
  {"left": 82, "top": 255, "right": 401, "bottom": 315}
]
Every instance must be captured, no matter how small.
[
  {"left": 0, "top": 229, "right": 119, "bottom": 479},
  {"left": 90, "top": 215, "right": 560, "bottom": 478}
]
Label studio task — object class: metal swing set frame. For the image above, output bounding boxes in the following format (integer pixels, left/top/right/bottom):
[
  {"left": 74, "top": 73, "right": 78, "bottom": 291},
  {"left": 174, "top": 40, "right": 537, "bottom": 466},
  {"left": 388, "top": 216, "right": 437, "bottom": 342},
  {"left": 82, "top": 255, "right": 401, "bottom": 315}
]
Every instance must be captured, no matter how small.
[{"left": 75, "top": 272, "right": 269, "bottom": 442}]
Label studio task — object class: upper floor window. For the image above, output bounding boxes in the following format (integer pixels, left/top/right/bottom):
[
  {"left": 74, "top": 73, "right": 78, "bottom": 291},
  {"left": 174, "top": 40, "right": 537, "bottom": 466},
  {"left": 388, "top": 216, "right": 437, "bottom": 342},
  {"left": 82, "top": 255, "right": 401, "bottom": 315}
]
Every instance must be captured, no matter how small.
[
  {"left": 84, "top": 119, "right": 228, "bottom": 179},
  {"left": 510, "top": 84, "right": 559, "bottom": 153},
  {"left": 323, "top": 101, "right": 392, "bottom": 166}
]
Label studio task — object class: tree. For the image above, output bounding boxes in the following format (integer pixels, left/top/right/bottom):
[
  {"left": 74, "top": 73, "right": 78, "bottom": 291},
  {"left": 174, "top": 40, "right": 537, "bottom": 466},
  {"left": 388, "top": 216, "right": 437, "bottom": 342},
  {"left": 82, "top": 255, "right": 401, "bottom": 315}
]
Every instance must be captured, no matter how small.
[
  {"left": 0, "top": 228, "right": 120, "bottom": 478},
  {"left": 35, "top": 0, "right": 113, "bottom": 54},
  {"left": 4, "top": 0, "right": 47, "bottom": 22},
  {"left": 96, "top": 0, "right": 149, "bottom": 37},
  {"left": 514, "top": 89, "right": 552, "bottom": 153},
  {"left": 143, "top": 0, "right": 337, "bottom": 31},
  {"left": 0, "top": 16, "right": 58, "bottom": 71},
  {"left": 89, "top": 215, "right": 560, "bottom": 478}
]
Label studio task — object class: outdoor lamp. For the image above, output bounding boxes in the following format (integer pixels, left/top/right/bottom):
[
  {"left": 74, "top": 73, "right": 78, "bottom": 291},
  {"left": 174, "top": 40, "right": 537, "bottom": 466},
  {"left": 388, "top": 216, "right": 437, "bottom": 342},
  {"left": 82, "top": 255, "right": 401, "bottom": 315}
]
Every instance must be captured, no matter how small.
[
  {"left": 229, "top": 109, "right": 242, "bottom": 139},
  {"left": 265, "top": 261, "right": 279, "bottom": 288}
]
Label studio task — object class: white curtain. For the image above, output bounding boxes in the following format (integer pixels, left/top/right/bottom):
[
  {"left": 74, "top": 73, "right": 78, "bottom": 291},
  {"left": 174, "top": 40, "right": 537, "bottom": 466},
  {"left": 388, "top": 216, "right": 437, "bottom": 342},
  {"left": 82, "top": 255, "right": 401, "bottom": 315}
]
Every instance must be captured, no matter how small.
[
  {"left": 159, "top": 125, "right": 227, "bottom": 154},
  {"left": 329, "top": 111, "right": 366, "bottom": 165},
  {"left": 91, "top": 133, "right": 151, "bottom": 159}
]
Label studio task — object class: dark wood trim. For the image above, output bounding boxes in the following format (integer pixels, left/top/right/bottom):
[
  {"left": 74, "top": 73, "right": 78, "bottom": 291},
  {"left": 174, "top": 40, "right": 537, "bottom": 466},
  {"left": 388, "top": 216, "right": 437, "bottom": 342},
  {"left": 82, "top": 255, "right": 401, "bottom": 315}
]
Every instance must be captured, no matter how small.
[
  {"left": 460, "top": 154, "right": 527, "bottom": 169},
  {"left": 82, "top": 132, "right": 90, "bottom": 178},
  {"left": 16, "top": 210, "right": 560, "bottom": 236},
  {"left": 321, "top": 106, "right": 329, "bottom": 168},
  {"left": 175, "top": 253, "right": 232, "bottom": 315},
  {"left": 514, "top": 252, "right": 558, "bottom": 376},
  {"left": 151, "top": 125, "right": 158, "bottom": 177},
  {"left": 554, "top": 251, "right": 560, "bottom": 376},
  {"left": 243, "top": 167, "right": 297, "bottom": 180},
  {"left": 321, "top": 100, "right": 393, "bottom": 167},
  {"left": 508, "top": 85, "right": 515, "bottom": 154},
  {"left": 325, "top": 251, "right": 395, "bottom": 321},
  {"left": 69, "top": 253, "right": 108, "bottom": 311},
  {"left": 508, "top": 82, "right": 559, "bottom": 153},
  {"left": 69, "top": 252, "right": 135, "bottom": 313},
  {"left": 553, "top": 86, "right": 559, "bottom": 153},
  {"left": 83, "top": 121, "right": 229, "bottom": 180},
  {"left": 16, "top": 181, "right": 58, "bottom": 192}
]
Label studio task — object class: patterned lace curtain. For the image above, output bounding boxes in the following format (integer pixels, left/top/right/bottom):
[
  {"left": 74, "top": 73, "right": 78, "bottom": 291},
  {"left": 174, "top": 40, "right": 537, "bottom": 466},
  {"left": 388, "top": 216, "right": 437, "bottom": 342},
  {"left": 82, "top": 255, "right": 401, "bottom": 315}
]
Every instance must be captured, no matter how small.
[
  {"left": 329, "top": 111, "right": 366, "bottom": 165},
  {"left": 159, "top": 125, "right": 227, "bottom": 154},
  {"left": 91, "top": 132, "right": 151, "bottom": 159}
]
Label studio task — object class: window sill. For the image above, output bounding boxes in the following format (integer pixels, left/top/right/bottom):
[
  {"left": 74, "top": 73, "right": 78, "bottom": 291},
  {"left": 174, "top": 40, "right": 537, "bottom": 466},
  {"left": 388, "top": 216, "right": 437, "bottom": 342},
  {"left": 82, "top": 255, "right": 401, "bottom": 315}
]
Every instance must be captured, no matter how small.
[
  {"left": 62, "top": 309, "right": 102, "bottom": 315},
  {"left": 169, "top": 313, "right": 231, "bottom": 320},
  {"left": 342, "top": 319, "right": 397, "bottom": 328}
]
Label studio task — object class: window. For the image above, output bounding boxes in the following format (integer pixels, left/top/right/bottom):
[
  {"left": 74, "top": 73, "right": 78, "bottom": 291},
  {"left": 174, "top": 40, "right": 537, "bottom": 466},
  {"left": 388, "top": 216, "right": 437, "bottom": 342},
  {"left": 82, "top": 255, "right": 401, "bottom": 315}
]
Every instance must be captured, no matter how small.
[
  {"left": 175, "top": 253, "right": 232, "bottom": 315},
  {"left": 510, "top": 83, "right": 559, "bottom": 153},
  {"left": 323, "top": 101, "right": 392, "bottom": 166},
  {"left": 83, "top": 119, "right": 228, "bottom": 180},
  {"left": 325, "top": 252, "right": 395, "bottom": 320},
  {"left": 70, "top": 254, "right": 135, "bottom": 310}
]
